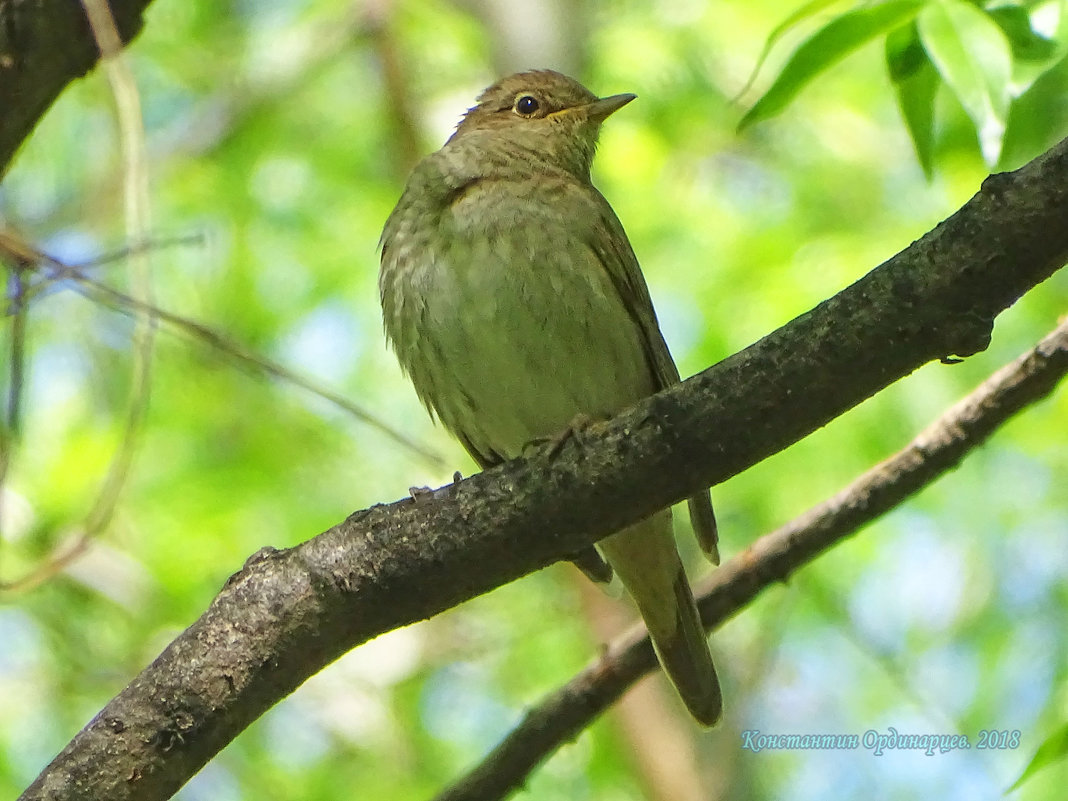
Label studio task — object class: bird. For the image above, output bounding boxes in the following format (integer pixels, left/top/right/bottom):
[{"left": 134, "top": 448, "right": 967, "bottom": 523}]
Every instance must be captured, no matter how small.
[{"left": 379, "top": 69, "right": 722, "bottom": 725}]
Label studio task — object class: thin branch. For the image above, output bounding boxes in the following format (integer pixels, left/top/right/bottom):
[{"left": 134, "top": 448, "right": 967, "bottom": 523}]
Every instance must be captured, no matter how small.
[
  {"left": 365, "top": 0, "right": 425, "bottom": 176},
  {"left": 16, "top": 134, "right": 1068, "bottom": 801},
  {"left": 0, "top": 235, "right": 35, "bottom": 443},
  {"left": 4, "top": 262, "right": 26, "bottom": 435},
  {"left": 13, "top": 233, "right": 205, "bottom": 307},
  {"left": 0, "top": 534, "right": 92, "bottom": 595},
  {"left": 0, "top": 232, "right": 444, "bottom": 464},
  {"left": 79, "top": 0, "right": 156, "bottom": 539},
  {"left": 67, "top": 270, "right": 444, "bottom": 465},
  {"left": 434, "top": 317, "right": 1068, "bottom": 801},
  {"left": 87, "top": 268, "right": 442, "bottom": 463},
  {"left": 0, "top": 256, "right": 28, "bottom": 572}
]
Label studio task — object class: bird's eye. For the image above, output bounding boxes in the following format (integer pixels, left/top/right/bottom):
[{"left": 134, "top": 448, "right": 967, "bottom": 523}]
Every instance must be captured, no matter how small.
[{"left": 514, "top": 95, "right": 539, "bottom": 116}]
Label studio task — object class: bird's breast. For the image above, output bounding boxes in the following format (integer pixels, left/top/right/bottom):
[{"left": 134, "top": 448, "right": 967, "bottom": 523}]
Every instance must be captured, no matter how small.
[{"left": 381, "top": 181, "right": 654, "bottom": 458}]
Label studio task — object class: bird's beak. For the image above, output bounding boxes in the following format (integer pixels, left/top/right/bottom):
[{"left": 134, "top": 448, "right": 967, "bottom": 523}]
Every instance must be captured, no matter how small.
[{"left": 586, "top": 93, "right": 636, "bottom": 122}]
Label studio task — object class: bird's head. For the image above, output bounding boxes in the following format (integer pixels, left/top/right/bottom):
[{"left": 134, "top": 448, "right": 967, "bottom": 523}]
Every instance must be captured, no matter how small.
[{"left": 447, "top": 70, "right": 635, "bottom": 180}]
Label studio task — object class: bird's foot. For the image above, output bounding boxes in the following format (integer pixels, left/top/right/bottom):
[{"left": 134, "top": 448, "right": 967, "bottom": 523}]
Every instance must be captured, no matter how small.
[
  {"left": 409, "top": 471, "right": 463, "bottom": 503},
  {"left": 408, "top": 485, "right": 434, "bottom": 502},
  {"left": 527, "top": 413, "right": 599, "bottom": 459}
]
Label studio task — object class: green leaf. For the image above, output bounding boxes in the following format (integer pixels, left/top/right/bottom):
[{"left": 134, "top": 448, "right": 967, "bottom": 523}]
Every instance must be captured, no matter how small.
[
  {"left": 917, "top": 0, "right": 1013, "bottom": 164},
  {"left": 886, "top": 18, "right": 922, "bottom": 80},
  {"left": 738, "top": 0, "right": 926, "bottom": 132},
  {"left": 886, "top": 23, "right": 940, "bottom": 177},
  {"left": 998, "top": 48, "right": 1068, "bottom": 169},
  {"left": 733, "top": 0, "right": 849, "bottom": 102},
  {"left": 988, "top": 5, "right": 1058, "bottom": 64},
  {"left": 1007, "top": 722, "right": 1068, "bottom": 793}
]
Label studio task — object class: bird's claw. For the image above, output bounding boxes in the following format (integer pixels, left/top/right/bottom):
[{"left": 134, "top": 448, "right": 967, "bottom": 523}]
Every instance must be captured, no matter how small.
[
  {"left": 529, "top": 413, "right": 598, "bottom": 459},
  {"left": 409, "top": 471, "right": 464, "bottom": 503}
]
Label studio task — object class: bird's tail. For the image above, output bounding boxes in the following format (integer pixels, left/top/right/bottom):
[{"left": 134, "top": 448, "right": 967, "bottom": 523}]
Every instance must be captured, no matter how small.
[{"left": 598, "top": 512, "right": 722, "bottom": 726}]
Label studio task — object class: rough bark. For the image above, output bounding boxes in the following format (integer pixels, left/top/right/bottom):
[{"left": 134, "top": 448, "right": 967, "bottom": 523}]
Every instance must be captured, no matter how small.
[{"left": 0, "top": 0, "right": 155, "bottom": 177}]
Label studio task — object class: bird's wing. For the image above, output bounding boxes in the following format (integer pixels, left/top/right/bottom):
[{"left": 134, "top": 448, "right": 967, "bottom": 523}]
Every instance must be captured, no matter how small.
[
  {"left": 585, "top": 189, "right": 681, "bottom": 389},
  {"left": 586, "top": 189, "right": 719, "bottom": 563}
]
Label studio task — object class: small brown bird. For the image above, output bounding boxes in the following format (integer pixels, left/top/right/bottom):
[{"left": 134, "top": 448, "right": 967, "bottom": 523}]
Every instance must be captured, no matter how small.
[{"left": 379, "top": 70, "right": 722, "bottom": 725}]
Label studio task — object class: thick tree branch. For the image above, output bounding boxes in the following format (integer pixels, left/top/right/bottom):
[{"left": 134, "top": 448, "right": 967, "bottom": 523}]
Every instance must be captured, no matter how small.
[
  {"left": 0, "top": 0, "right": 155, "bottom": 177},
  {"left": 19, "top": 137, "right": 1068, "bottom": 801},
  {"left": 434, "top": 317, "right": 1068, "bottom": 801}
]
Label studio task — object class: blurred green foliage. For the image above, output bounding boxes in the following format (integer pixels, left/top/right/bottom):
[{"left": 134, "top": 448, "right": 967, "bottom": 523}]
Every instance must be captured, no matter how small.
[{"left": 1, "top": 1, "right": 1067, "bottom": 800}]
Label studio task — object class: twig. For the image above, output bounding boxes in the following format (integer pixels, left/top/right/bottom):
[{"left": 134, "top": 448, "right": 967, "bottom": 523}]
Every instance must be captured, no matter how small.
[
  {"left": 1, "top": 233, "right": 444, "bottom": 465},
  {"left": 0, "top": 233, "right": 445, "bottom": 465},
  {"left": 0, "top": 260, "right": 27, "bottom": 578},
  {"left": 0, "top": 259, "right": 28, "bottom": 574},
  {"left": 79, "top": 0, "right": 156, "bottom": 540},
  {"left": 432, "top": 317, "right": 1068, "bottom": 801},
  {"left": 12, "top": 233, "right": 205, "bottom": 308},
  {"left": 61, "top": 257, "right": 442, "bottom": 465},
  {"left": 365, "top": 0, "right": 424, "bottom": 176},
  {"left": 4, "top": 264, "right": 27, "bottom": 435}
]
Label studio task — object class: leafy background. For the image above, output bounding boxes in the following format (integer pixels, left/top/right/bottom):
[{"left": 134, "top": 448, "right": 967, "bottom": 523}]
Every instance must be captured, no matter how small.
[{"left": 1, "top": 0, "right": 1067, "bottom": 799}]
